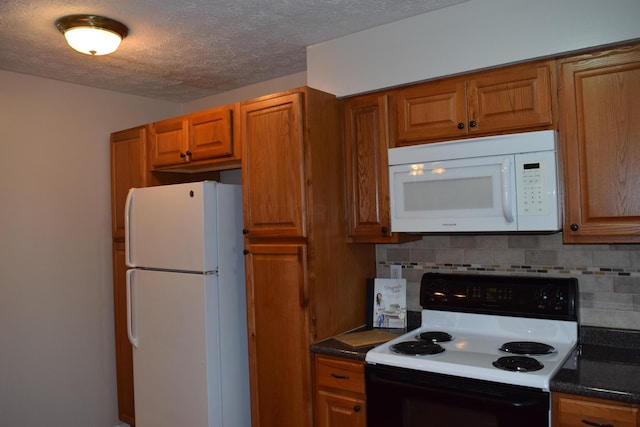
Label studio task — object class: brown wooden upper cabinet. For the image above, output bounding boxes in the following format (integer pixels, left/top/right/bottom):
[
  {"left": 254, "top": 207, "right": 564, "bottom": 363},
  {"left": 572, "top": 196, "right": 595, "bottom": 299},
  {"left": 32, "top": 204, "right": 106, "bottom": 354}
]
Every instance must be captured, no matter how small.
[
  {"left": 110, "top": 125, "right": 147, "bottom": 239},
  {"left": 559, "top": 42, "right": 640, "bottom": 244},
  {"left": 240, "top": 92, "right": 306, "bottom": 239},
  {"left": 343, "top": 93, "right": 419, "bottom": 243},
  {"left": 390, "top": 60, "right": 555, "bottom": 146},
  {"left": 149, "top": 105, "right": 238, "bottom": 169}
]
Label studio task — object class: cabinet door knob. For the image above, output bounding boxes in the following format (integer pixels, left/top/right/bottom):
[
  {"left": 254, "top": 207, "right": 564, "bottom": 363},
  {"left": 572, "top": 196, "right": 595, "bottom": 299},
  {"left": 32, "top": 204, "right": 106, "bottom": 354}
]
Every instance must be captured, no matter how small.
[
  {"left": 381, "top": 226, "right": 388, "bottom": 234},
  {"left": 457, "top": 122, "right": 465, "bottom": 129},
  {"left": 570, "top": 223, "right": 579, "bottom": 232},
  {"left": 469, "top": 120, "right": 477, "bottom": 128},
  {"left": 179, "top": 152, "right": 187, "bottom": 159},
  {"left": 242, "top": 229, "right": 249, "bottom": 234},
  {"left": 243, "top": 249, "right": 250, "bottom": 255},
  {"left": 353, "top": 405, "right": 361, "bottom": 413},
  {"left": 186, "top": 150, "right": 192, "bottom": 157}
]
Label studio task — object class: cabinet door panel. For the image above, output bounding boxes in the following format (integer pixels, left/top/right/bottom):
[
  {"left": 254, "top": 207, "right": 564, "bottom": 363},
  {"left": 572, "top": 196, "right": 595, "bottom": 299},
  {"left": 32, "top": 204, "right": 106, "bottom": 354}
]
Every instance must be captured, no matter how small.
[
  {"left": 344, "top": 94, "right": 393, "bottom": 241},
  {"left": 316, "top": 390, "right": 365, "bottom": 427},
  {"left": 241, "top": 93, "right": 306, "bottom": 238},
  {"left": 468, "top": 61, "right": 553, "bottom": 134},
  {"left": 393, "top": 78, "right": 467, "bottom": 143},
  {"left": 150, "top": 118, "right": 188, "bottom": 167},
  {"left": 560, "top": 44, "right": 640, "bottom": 243},
  {"left": 111, "top": 126, "right": 147, "bottom": 239},
  {"left": 245, "top": 243, "right": 311, "bottom": 427},
  {"left": 189, "top": 108, "right": 234, "bottom": 161}
]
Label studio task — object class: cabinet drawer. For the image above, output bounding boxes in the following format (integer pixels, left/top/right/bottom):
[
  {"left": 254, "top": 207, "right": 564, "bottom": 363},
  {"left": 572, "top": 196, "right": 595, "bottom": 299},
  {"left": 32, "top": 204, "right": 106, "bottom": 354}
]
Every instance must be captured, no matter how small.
[
  {"left": 554, "top": 393, "right": 640, "bottom": 427},
  {"left": 316, "top": 355, "right": 365, "bottom": 395}
]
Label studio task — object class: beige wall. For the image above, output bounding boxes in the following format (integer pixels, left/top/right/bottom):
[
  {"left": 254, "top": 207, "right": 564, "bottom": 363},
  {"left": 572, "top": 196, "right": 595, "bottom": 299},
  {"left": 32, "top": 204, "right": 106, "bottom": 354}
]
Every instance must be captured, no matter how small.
[{"left": 0, "top": 70, "right": 180, "bottom": 427}]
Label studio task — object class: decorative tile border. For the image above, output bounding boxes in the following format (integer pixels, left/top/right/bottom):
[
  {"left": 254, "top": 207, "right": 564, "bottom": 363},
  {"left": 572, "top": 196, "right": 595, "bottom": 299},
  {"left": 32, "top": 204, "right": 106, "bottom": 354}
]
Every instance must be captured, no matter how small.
[{"left": 380, "top": 262, "right": 640, "bottom": 277}]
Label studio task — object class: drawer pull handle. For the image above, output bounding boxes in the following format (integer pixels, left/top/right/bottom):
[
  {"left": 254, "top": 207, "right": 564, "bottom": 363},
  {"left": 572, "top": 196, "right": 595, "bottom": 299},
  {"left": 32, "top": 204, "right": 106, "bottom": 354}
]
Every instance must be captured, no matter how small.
[
  {"left": 331, "top": 373, "right": 350, "bottom": 380},
  {"left": 581, "top": 420, "right": 614, "bottom": 427}
]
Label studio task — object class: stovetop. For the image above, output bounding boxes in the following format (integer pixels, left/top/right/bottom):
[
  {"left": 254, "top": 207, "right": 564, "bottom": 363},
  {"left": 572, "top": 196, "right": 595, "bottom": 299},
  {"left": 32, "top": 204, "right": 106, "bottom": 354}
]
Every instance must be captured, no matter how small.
[
  {"left": 365, "top": 273, "right": 579, "bottom": 391},
  {"left": 366, "top": 311, "right": 577, "bottom": 390}
]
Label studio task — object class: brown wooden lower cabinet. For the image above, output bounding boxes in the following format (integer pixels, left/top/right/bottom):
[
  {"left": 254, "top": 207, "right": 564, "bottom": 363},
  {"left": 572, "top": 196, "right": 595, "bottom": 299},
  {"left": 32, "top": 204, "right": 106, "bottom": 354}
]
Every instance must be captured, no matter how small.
[
  {"left": 315, "top": 355, "right": 366, "bottom": 427},
  {"left": 244, "top": 243, "right": 313, "bottom": 427},
  {"left": 553, "top": 393, "right": 640, "bottom": 427},
  {"left": 112, "top": 241, "right": 135, "bottom": 426}
]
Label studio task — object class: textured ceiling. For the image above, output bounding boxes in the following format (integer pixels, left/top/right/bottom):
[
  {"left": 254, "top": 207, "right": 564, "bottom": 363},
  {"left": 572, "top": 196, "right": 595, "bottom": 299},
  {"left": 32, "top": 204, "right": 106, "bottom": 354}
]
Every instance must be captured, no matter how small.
[{"left": 0, "top": 0, "right": 469, "bottom": 102}]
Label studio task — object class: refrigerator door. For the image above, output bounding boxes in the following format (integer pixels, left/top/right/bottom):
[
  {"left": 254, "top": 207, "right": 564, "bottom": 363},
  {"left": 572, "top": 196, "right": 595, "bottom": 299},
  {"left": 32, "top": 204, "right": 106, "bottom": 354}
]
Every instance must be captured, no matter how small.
[
  {"left": 125, "top": 181, "right": 218, "bottom": 272},
  {"left": 128, "top": 269, "right": 223, "bottom": 427}
]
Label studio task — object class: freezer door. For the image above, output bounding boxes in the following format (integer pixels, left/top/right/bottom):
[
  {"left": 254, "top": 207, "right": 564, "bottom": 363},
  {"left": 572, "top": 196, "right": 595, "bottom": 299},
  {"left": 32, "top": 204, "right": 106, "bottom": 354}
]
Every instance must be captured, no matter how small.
[
  {"left": 128, "top": 269, "right": 222, "bottom": 427},
  {"left": 125, "top": 181, "right": 219, "bottom": 271}
]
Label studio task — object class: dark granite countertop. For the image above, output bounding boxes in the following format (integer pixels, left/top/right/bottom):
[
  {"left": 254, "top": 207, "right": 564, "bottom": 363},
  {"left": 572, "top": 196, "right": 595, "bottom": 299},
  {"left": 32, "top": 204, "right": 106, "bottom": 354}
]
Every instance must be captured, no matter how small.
[{"left": 550, "top": 326, "right": 640, "bottom": 404}]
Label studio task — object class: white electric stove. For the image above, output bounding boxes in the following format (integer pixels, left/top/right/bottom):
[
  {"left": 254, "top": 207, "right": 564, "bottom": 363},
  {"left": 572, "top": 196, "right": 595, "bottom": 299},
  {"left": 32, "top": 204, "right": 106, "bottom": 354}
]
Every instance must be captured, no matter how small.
[{"left": 365, "top": 272, "right": 579, "bottom": 427}]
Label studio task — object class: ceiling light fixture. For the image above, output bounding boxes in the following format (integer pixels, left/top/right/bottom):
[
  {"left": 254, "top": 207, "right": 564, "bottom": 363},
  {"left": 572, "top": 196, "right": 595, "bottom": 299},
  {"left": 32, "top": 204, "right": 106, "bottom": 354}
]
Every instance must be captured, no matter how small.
[{"left": 55, "top": 15, "right": 128, "bottom": 56}]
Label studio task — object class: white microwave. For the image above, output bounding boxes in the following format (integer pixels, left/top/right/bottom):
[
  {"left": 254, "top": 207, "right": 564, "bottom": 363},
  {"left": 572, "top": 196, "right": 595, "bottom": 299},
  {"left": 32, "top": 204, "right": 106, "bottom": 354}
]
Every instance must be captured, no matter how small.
[{"left": 388, "top": 130, "right": 562, "bottom": 233}]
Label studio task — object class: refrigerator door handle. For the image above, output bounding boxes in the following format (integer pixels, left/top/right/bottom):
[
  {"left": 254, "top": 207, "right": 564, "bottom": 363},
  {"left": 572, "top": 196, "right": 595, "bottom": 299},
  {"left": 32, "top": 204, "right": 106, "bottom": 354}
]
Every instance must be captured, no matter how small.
[
  {"left": 126, "top": 269, "right": 138, "bottom": 348},
  {"left": 124, "top": 188, "right": 134, "bottom": 268}
]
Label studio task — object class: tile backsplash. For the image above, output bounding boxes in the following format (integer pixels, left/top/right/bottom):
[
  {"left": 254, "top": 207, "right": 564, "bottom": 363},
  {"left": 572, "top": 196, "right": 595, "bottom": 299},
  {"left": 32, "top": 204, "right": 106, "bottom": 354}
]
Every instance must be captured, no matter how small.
[{"left": 376, "top": 233, "right": 640, "bottom": 330}]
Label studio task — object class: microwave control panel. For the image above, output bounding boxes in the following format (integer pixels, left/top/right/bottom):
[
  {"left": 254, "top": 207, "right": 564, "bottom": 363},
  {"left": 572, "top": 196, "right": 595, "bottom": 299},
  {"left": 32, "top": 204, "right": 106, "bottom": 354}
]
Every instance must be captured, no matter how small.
[
  {"left": 514, "top": 150, "right": 560, "bottom": 230},
  {"left": 517, "top": 157, "right": 550, "bottom": 215},
  {"left": 521, "top": 161, "right": 548, "bottom": 214}
]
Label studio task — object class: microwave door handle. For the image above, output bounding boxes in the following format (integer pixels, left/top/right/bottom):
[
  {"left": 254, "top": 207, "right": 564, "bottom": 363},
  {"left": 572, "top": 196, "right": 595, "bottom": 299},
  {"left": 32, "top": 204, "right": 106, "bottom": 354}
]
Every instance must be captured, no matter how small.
[{"left": 501, "top": 157, "right": 515, "bottom": 223}]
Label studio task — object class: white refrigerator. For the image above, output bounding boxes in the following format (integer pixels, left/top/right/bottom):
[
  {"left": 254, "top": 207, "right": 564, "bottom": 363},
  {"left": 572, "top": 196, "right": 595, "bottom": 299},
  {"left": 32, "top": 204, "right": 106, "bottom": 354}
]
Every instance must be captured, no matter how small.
[{"left": 125, "top": 181, "right": 250, "bottom": 427}]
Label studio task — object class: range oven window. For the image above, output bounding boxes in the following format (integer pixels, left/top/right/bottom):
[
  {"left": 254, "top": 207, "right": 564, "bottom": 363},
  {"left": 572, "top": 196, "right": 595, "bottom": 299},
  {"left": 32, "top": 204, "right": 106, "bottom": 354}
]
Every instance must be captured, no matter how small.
[{"left": 366, "top": 364, "right": 550, "bottom": 427}]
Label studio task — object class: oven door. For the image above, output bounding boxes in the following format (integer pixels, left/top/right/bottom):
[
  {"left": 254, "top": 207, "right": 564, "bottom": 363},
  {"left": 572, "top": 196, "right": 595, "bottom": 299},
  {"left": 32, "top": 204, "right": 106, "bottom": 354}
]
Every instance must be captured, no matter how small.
[{"left": 366, "top": 364, "right": 549, "bottom": 427}]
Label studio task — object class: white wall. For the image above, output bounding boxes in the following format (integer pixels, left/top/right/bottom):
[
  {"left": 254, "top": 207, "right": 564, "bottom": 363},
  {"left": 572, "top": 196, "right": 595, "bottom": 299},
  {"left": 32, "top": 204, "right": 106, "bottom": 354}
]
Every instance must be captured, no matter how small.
[
  {"left": 0, "top": 70, "right": 180, "bottom": 427},
  {"left": 307, "top": 0, "right": 640, "bottom": 97}
]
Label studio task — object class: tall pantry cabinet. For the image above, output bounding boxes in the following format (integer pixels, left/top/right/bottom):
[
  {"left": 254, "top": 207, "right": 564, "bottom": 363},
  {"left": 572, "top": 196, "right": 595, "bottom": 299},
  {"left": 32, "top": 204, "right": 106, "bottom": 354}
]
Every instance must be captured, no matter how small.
[
  {"left": 240, "top": 87, "right": 375, "bottom": 427},
  {"left": 110, "top": 125, "right": 148, "bottom": 426}
]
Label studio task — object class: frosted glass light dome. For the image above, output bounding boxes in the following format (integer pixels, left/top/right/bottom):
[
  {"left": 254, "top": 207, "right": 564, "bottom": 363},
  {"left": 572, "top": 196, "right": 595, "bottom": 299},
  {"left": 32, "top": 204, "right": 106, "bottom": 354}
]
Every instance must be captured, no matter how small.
[{"left": 64, "top": 26, "right": 123, "bottom": 56}]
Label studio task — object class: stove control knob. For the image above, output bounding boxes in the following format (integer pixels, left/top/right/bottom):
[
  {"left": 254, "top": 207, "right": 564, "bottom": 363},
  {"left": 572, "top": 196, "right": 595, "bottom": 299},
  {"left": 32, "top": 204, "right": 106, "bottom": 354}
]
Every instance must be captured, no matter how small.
[
  {"left": 553, "top": 289, "right": 567, "bottom": 311},
  {"left": 535, "top": 289, "right": 550, "bottom": 310}
]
